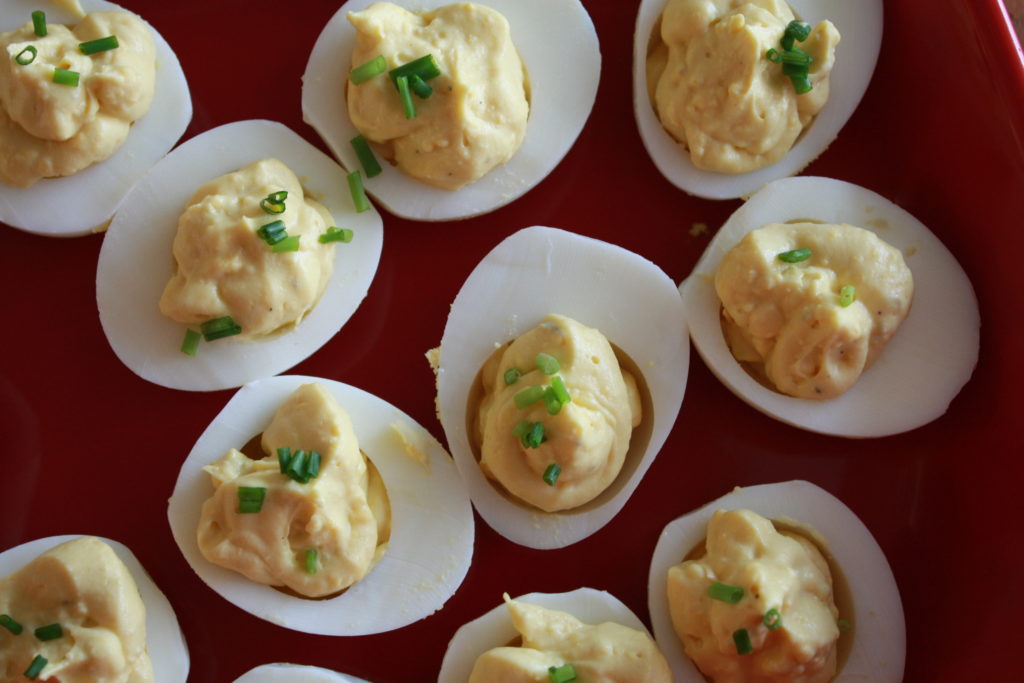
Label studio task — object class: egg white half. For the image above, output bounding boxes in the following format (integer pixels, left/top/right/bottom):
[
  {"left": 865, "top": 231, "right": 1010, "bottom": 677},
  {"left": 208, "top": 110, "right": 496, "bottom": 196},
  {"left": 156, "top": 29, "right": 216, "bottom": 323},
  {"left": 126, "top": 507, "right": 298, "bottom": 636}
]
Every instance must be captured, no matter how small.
[
  {"left": 438, "top": 588, "right": 656, "bottom": 682},
  {"left": 680, "top": 176, "right": 979, "bottom": 437},
  {"left": 0, "top": 534, "right": 190, "bottom": 682},
  {"left": 633, "top": 0, "right": 882, "bottom": 200},
  {"left": 647, "top": 481, "right": 905, "bottom": 682},
  {"left": 301, "top": 0, "right": 600, "bottom": 221},
  {"left": 234, "top": 663, "right": 369, "bottom": 683},
  {"left": 0, "top": 0, "right": 191, "bottom": 236},
  {"left": 436, "top": 226, "right": 688, "bottom": 549},
  {"left": 96, "top": 119, "right": 385, "bottom": 392},
  {"left": 167, "top": 374, "right": 474, "bottom": 636}
]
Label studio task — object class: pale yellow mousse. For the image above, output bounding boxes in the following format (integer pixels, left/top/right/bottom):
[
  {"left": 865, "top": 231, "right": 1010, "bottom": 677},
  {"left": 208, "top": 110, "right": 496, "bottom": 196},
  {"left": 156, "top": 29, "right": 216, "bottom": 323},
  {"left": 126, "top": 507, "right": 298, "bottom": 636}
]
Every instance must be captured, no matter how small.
[
  {"left": 0, "top": 11, "right": 155, "bottom": 187},
  {"left": 197, "top": 383, "right": 390, "bottom": 598},
  {"left": 476, "top": 315, "right": 641, "bottom": 512},
  {"left": 346, "top": 2, "right": 529, "bottom": 190},
  {"left": 649, "top": 0, "right": 839, "bottom": 173},
  {"left": 0, "top": 537, "right": 153, "bottom": 682},
  {"left": 159, "top": 159, "right": 336, "bottom": 341},
  {"left": 668, "top": 510, "right": 840, "bottom": 683},
  {"left": 469, "top": 595, "right": 671, "bottom": 682},
  {"left": 715, "top": 222, "right": 913, "bottom": 399}
]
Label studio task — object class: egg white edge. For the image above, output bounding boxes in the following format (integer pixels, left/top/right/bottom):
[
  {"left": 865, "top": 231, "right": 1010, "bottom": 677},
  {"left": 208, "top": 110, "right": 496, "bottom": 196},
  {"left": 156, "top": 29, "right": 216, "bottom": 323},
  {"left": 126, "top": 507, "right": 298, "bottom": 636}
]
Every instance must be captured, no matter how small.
[
  {"left": 301, "top": 0, "right": 601, "bottom": 221},
  {"left": 166, "top": 374, "right": 475, "bottom": 636},
  {"left": 96, "top": 119, "right": 385, "bottom": 392},
  {"left": 436, "top": 225, "right": 689, "bottom": 549},
  {"left": 679, "top": 175, "right": 980, "bottom": 437},
  {"left": 647, "top": 480, "right": 906, "bottom": 683},
  {"left": 632, "top": 0, "right": 883, "bottom": 200},
  {"left": 438, "top": 587, "right": 654, "bottom": 682},
  {"left": 0, "top": 0, "right": 192, "bottom": 237},
  {"left": 234, "top": 663, "right": 369, "bottom": 683},
  {"left": 0, "top": 534, "right": 191, "bottom": 682}
]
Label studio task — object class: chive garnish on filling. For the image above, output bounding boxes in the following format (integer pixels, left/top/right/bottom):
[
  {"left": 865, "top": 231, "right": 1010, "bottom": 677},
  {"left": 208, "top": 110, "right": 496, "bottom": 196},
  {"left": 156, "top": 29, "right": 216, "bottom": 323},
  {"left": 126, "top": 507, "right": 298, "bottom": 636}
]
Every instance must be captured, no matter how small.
[
  {"left": 24, "top": 655, "right": 47, "bottom": 681},
  {"left": 14, "top": 45, "right": 37, "bottom": 65},
  {"left": 514, "top": 385, "right": 545, "bottom": 409},
  {"left": 396, "top": 74, "right": 415, "bottom": 119},
  {"left": 34, "top": 623, "right": 63, "bottom": 641},
  {"left": 237, "top": 486, "right": 267, "bottom": 514},
  {"left": 0, "top": 614, "right": 22, "bottom": 634},
  {"left": 200, "top": 316, "right": 242, "bottom": 342},
  {"left": 180, "top": 328, "right": 200, "bottom": 356},
  {"left": 277, "top": 447, "right": 292, "bottom": 473},
  {"left": 733, "top": 627, "right": 753, "bottom": 655},
  {"left": 409, "top": 73, "right": 433, "bottom": 99},
  {"left": 270, "top": 235, "right": 301, "bottom": 253},
  {"left": 305, "top": 548, "right": 318, "bottom": 574},
  {"left": 777, "top": 247, "right": 812, "bottom": 263},
  {"left": 521, "top": 422, "right": 545, "bottom": 449},
  {"left": 547, "top": 662, "right": 576, "bottom": 683},
  {"left": 350, "top": 135, "right": 382, "bottom": 178},
  {"left": 535, "top": 353, "right": 560, "bottom": 375},
  {"left": 542, "top": 462, "right": 561, "bottom": 486},
  {"left": 318, "top": 226, "right": 354, "bottom": 244},
  {"left": 256, "top": 219, "right": 287, "bottom": 245},
  {"left": 260, "top": 190, "right": 288, "bottom": 215},
  {"left": 839, "top": 284, "right": 856, "bottom": 307},
  {"left": 79, "top": 35, "right": 119, "bottom": 55},
  {"left": 31, "top": 11, "right": 46, "bottom": 37},
  {"left": 503, "top": 368, "right": 522, "bottom": 385},
  {"left": 550, "top": 376, "right": 571, "bottom": 405},
  {"left": 767, "top": 20, "right": 815, "bottom": 94},
  {"left": 542, "top": 386, "right": 563, "bottom": 415},
  {"left": 388, "top": 54, "right": 441, "bottom": 85},
  {"left": 763, "top": 607, "right": 783, "bottom": 630},
  {"left": 349, "top": 54, "right": 386, "bottom": 84},
  {"left": 706, "top": 581, "right": 744, "bottom": 604},
  {"left": 52, "top": 68, "right": 80, "bottom": 87}
]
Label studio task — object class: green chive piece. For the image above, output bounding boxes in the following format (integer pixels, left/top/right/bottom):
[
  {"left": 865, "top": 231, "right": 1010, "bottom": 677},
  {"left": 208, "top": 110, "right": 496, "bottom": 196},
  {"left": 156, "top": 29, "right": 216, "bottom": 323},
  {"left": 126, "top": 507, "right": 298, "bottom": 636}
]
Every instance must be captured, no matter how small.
[
  {"left": 24, "top": 655, "right": 47, "bottom": 681},
  {"left": 319, "top": 226, "right": 354, "bottom": 244},
  {"left": 287, "top": 450, "right": 308, "bottom": 482},
  {"left": 837, "top": 618, "right": 852, "bottom": 633},
  {"left": 547, "top": 662, "right": 576, "bottom": 683},
  {"left": 542, "top": 462, "right": 561, "bottom": 486},
  {"left": 52, "top": 68, "right": 80, "bottom": 87},
  {"left": 201, "top": 316, "right": 242, "bottom": 342},
  {"left": 14, "top": 45, "right": 37, "bottom": 65},
  {"left": 789, "top": 73, "right": 813, "bottom": 94},
  {"left": 257, "top": 219, "right": 287, "bottom": 245},
  {"left": 785, "top": 20, "right": 813, "bottom": 43},
  {"left": 305, "top": 548, "right": 318, "bottom": 574},
  {"left": 347, "top": 170, "right": 370, "bottom": 213},
  {"left": 514, "top": 385, "right": 545, "bottom": 409},
  {"left": 707, "top": 581, "right": 744, "bottom": 604},
  {"left": 512, "top": 420, "right": 531, "bottom": 438},
  {"left": 350, "top": 135, "right": 382, "bottom": 178},
  {"left": 542, "top": 387, "right": 563, "bottom": 415},
  {"left": 782, "top": 60, "right": 810, "bottom": 78},
  {"left": 535, "top": 353, "right": 560, "bottom": 375},
  {"left": 180, "top": 328, "right": 201, "bottom": 356},
  {"left": 503, "top": 368, "right": 522, "bottom": 385},
  {"left": 277, "top": 447, "right": 292, "bottom": 473},
  {"left": 388, "top": 54, "right": 441, "bottom": 85},
  {"left": 34, "top": 623, "right": 63, "bottom": 641},
  {"left": 270, "top": 235, "right": 301, "bottom": 253},
  {"left": 79, "top": 35, "right": 119, "bottom": 55},
  {"left": 237, "top": 487, "right": 267, "bottom": 514},
  {"left": 765, "top": 47, "right": 781, "bottom": 63},
  {"left": 306, "top": 451, "right": 321, "bottom": 479},
  {"left": 31, "top": 11, "right": 46, "bottom": 37},
  {"left": 409, "top": 73, "right": 433, "bottom": 99},
  {"left": 267, "top": 191, "right": 288, "bottom": 203},
  {"left": 396, "top": 74, "right": 415, "bottom": 119},
  {"left": 0, "top": 614, "right": 23, "bottom": 635},
  {"left": 838, "top": 285, "right": 856, "bottom": 307},
  {"left": 550, "top": 376, "right": 571, "bottom": 405},
  {"left": 777, "top": 247, "right": 812, "bottom": 263},
  {"left": 260, "top": 198, "right": 286, "bottom": 214},
  {"left": 733, "top": 628, "right": 753, "bottom": 655},
  {"left": 780, "top": 48, "right": 812, "bottom": 68},
  {"left": 522, "top": 422, "right": 545, "bottom": 449},
  {"left": 350, "top": 55, "right": 387, "bottom": 84},
  {"left": 763, "top": 608, "right": 783, "bottom": 631}
]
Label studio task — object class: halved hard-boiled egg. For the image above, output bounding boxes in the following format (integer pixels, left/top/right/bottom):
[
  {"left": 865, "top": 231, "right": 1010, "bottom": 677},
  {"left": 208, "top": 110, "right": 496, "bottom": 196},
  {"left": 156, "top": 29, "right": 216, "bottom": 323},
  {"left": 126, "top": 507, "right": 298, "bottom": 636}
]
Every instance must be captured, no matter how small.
[
  {"left": 96, "top": 119, "right": 384, "bottom": 392},
  {"left": 167, "top": 374, "right": 474, "bottom": 636},
  {"left": 235, "top": 663, "right": 369, "bottom": 683},
  {"left": 0, "top": 534, "right": 191, "bottom": 682},
  {"left": 302, "top": 0, "right": 600, "bottom": 221},
  {"left": 681, "top": 176, "right": 979, "bottom": 437},
  {"left": 0, "top": 0, "right": 191, "bottom": 236},
  {"left": 648, "top": 480, "right": 905, "bottom": 682},
  {"left": 435, "top": 226, "right": 688, "bottom": 548},
  {"left": 633, "top": 0, "right": 882, "bottom": 199}
]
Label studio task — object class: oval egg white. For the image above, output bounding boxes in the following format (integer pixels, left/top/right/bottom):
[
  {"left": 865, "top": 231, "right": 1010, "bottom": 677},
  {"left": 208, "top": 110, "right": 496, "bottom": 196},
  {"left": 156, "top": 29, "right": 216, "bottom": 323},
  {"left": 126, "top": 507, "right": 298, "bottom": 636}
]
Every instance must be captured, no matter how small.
[
  {"left": 0, "top": 0, "right": 191, "bottom": 236},
  {"left": 647, "top": 480, "right": 905, "bottom": 682},
  {"left": 167, "top": 374, "right": 474, "bottom": 636},
  {"left": 436, "top": 226, "right": 688, "bottom": 549},
  {"left": 96, "top": 119, "right": 385, "bottom": 392},
  {"left": 680, "top": 176, "right": 979, "bottom": 437},
  {"left": 0, "top": 534, "right": 190, "bottom": 682},
  {"left": 301, "top": 0, "right": 600, "bottom": 221},
  {"left": 234, "top": 663, "right": 369, "bottom": 683},
  {"left": 633, "top": 0, "right": 882, "bottom": 200},
  {"left": 438, "top": 588, "right": 656, "bottom": 682}
]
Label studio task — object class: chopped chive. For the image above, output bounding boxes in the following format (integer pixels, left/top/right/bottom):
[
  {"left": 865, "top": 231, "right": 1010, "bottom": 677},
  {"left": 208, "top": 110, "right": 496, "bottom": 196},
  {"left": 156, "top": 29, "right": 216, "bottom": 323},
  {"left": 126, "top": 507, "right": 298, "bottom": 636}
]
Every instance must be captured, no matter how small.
[
  {"left": 837, "top": 618, "right": 852, "bottom": 632},
  {"left": 409, "top": 73, "right": 433, "bottom": 99},
  {"left": 350, "top": 135, "right": 382, "bottom": 178},
  {"left": 389, "top": 54, "right": 441, "bottom": 85},
  {"left": 266, "top": 190, "right": 288, "bottom": 203},
  {"left": 765, "top": 47, "right": 781, "bottom": 63},
  {"left": 256, "top": 219, "right": 287, "bottom": 245},
  {"left": 535, "top": 353, "right": 560, "bottom": 375},
  {"left": 347, "top": 170, "right": 370, "bottom": 213},
  {"left": 31, "top": 11, "right": 46, "bottom": 37},
  {"left": 201, "top": 316, "right": 242, "bottom": 341},
  {"left": 0, "top": 614, "right": 23, "bottom": 635},
  {"left": 503, "top": 368, "right": 521, "bottom": 385},
  {"left": 542, "top": 387, "right": 562, "bottom": 415},
  {"left": 52, "top": 68, "right": 80, "bottom": 87},
  {"left": 548, "top": 663, "right": 576, "bottom": 683},
  {"left": 789, "top": 73, "right": 813, "bottom": 94},
  {"left": 34, "top": 623, "right": 62, "bottom": 641},
  {"left": 270, "top": 235, "right": 301, "bottom": 253},
  {"left": 550, "top": 376, "right": 571, "bottom": 405},
  {"left": 763, "top": 608, "right": 783, "bottom": 630},
  {"left": 514, "top": 385, "right": 545, "bottom": 409},
  {"left": 785, "top": 20, "right": 812, "bottom": 43},
  {"left": 733, "top": 628, "right": 753, "bottom": 655},
  {"left": 287, "top": 450, "right": 308, "bottom": 482},
  {"left": 395, "top": 74, "right": 415, "bottom": 119},
  {"left": 777, "top": 247, "right": 811, "bottom": 263},
  {"left": 24, "top": 655, "right": 47, "bottom": 681},
  {"left": 780, "top": 48, "right": 812, "bottom": 68},
  {"left": 512, "top": 420, "right": 531, "bottom": 438},
  {"left": 542, "top": 462, "right": 561, "bottom": 486},
  {"left": 306, "top": 451, "right": 321, "bottom": 479},
  {"left": 237, "top": 487, "right": 267, "bottom": 514},
  {"left": 707, "top": 581, "right": 744, "bottom": 604},
  {"left": 79, "top": 35, "right": 119, "bottom": 55},
  {"left": 14, "top": 45, "right": 37, "bottom": 65},
  {"left": 305, "top": 548, "right": 318, "bottom": 574},
  {"left": 350, "top": 55, "right": 387, "bottom": 84},
  {"left": 277, "top": 447, "right": 293, "bottom": 473},
  {"left": 782, "top": 61, "right": 810, "bottom": 78},
  {"left": 260, "top": 198, "right": 286, "bottom": 215},
  {"left": 318, "top": 226, "right": 354, "bottom": 244},
  {"left": 838, "top": 285, "right": 856, "bottom": 307},
  {"left": 522, "top": 422, "right": 545, "bottom": 449},
  {"left": 180, "top": 328, "right": 201, "bottom": 356}
]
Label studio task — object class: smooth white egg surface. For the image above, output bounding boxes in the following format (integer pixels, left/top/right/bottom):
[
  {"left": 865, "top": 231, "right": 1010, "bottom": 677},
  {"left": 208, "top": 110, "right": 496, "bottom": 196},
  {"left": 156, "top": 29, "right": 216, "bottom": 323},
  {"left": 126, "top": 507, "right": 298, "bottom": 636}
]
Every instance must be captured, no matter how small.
[
  {"left": 234, "top": 663, "right": 370, "bottom": 683},
  {"left": 301, "top": 0, "right": 600, "bottom": 221},
  {"left": 648, "top": 481, "right": 905, "bottom": 682},
  {"left": 680, "top": 176, "right": 979, "bottom": 437},
  {"left": 167, "top": 374, "right": 474, "bottom": 636},
  {"left": 96, "top": 119, "right": 385, "bottom": 392},
  {"left": 0, "top": 534, "right": 191, "bottom": 682},
  {"left": 436, "top": 226, "right": 688, "bottom": 549},
  {"left": 0, "top": 0, "right": 191, "bottom": 237},
  {"left": 438, "top": 588, "right": 654, "bottom": 682},
  {"left": 633, "top": 0, "right": 882, "bottom": 200}
]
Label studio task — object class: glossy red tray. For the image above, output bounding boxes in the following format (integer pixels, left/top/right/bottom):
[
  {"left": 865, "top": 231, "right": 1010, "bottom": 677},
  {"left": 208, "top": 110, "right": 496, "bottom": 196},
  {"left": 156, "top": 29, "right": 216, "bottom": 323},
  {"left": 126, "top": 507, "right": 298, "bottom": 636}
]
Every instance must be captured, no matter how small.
[{"left": 2, "top": 1, "right": 1022, "bottom": 681}]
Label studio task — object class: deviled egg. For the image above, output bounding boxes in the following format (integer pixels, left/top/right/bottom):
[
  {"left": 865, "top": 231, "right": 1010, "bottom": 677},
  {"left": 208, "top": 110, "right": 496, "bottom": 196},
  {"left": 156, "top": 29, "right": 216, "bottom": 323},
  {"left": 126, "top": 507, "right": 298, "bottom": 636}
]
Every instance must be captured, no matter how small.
[
  {"left": 0, "top": 0, "right": 191, "bottom": 236},
  {"left": 96, "top": 119, "right": 384, "bottom": 392},
  {"left": 435, "top": 226, "right": 688, "bottom": 548},
  {"left": 167, "top": 374, "right": 474, "bottom": 636},
  {"left": 633, "top": 0, "right": 882, "bottom": 199},
  {"left": 302, "top": 0, "right": 600, "bottom": 221},
  {"left": 648, "top": 481, "right": 905, "bottom": 682},
  {"left": 235, "top": 663, "right": 369, "bottom": 683},
  {"left": 680, "top": 176, "right": 979, "bottom": 437}
]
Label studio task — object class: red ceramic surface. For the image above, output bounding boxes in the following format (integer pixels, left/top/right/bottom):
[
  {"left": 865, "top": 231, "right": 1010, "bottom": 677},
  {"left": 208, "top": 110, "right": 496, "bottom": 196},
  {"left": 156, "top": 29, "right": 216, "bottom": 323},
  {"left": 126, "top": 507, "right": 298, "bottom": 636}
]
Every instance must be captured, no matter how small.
[{"left": 2, "top": 1, "right": 1022, "bottom": 681}]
